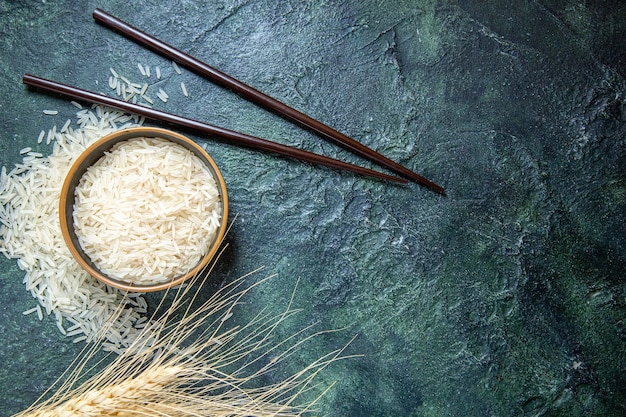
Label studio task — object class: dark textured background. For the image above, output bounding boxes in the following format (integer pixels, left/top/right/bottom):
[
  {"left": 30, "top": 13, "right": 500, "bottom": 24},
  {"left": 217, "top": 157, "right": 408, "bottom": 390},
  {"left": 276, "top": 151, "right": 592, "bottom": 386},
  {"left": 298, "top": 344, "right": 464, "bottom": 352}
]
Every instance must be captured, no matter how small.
[{"left": 1, "top": 1, "right": 625, "bottom": 416}]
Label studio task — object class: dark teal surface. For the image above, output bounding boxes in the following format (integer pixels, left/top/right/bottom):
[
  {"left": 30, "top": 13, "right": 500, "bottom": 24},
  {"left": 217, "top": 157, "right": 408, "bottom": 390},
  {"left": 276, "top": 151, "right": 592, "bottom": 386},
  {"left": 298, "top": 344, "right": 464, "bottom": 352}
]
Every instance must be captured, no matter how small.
[{"left": 1, "top": 1, "right": 625, "bottom": 416}]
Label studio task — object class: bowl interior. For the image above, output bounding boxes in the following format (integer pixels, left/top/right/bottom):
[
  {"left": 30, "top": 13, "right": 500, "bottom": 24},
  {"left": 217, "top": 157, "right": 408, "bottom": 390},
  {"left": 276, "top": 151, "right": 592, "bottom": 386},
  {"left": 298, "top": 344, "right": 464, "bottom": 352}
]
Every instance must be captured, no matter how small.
[{"left": 60, "top": 127, "right": 228, "bottom": 292}]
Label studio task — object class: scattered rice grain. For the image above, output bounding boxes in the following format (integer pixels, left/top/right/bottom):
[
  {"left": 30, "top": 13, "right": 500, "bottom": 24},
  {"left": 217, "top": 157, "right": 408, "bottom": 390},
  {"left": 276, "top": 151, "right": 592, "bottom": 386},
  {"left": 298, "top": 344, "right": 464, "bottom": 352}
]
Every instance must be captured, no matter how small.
[
  {"left": 22, "top": 306, "right": 38, "bottom": 316},
  {"left": 1, "top": 101, "right": 151, "bottom": 352},
  {"left": 156, "top": 88, "right": 169, "bottom": 103},
  {"left": 141, "top": 95, "right": 154, "bottom": 105},
  {"left": 61, "top": 119, "right": 71, "bottom": 133},
  {"left": 56, "top": 319, "right": 66, "bottom": 335}
]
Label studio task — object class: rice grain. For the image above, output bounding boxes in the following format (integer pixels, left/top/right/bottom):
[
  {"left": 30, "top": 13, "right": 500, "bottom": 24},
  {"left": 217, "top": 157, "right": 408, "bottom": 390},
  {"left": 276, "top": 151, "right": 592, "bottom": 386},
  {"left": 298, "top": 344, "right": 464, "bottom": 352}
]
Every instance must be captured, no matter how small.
[{"left": 73, "top": 137, "right": 222, "bottom": 285}]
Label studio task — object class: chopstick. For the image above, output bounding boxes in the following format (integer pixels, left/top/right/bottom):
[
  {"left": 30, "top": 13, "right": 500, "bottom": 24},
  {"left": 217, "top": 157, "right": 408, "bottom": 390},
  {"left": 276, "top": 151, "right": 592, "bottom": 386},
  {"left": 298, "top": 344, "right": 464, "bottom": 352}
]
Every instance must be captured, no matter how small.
[
  {"left": 23, "top": 74, "right": 407, "bottom": 184},
  {"left": 92, "top": 8, "right": 445, "bottom": 195}
]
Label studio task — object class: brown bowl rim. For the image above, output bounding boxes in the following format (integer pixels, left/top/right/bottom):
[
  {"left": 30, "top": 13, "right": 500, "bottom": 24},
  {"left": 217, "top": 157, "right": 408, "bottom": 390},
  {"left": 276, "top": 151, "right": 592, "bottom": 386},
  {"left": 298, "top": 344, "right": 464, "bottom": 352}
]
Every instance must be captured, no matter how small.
[{"left": 59, "top": 127, "right": 229, "bottom": 292}]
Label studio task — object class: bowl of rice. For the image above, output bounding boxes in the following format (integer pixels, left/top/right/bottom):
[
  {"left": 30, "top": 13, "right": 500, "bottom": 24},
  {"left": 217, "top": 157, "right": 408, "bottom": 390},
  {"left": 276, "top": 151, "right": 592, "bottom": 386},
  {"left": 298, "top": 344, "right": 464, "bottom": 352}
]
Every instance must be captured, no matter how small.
[{"left": 59, "top": 127, "right": 228, "bottom": 292}]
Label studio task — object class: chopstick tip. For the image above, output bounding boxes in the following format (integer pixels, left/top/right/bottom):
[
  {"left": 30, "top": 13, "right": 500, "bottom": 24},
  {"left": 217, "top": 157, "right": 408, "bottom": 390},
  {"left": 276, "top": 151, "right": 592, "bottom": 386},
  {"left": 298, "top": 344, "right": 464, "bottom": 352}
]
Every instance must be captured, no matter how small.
[{"left": 429, "top": 183, "right": 446, "bottom": 196}]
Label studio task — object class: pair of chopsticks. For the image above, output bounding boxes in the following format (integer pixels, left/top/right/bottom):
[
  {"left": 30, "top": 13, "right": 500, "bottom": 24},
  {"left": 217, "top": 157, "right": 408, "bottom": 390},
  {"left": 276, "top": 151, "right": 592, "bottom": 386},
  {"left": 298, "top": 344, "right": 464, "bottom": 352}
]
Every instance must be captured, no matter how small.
[{"left": 24, "top": 9, "right": 445, "bottom": 194}]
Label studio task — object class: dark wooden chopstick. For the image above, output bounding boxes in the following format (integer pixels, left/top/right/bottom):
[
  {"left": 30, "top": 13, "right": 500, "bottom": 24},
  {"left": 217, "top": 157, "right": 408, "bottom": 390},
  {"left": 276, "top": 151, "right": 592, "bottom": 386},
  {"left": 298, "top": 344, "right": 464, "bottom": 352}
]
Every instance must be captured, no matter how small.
[
  {"left": 92, "top": 8, "right": 445, "bottom": 195},
  {"left": 23, "top": 74, "right": 408, "bottom": 184}
]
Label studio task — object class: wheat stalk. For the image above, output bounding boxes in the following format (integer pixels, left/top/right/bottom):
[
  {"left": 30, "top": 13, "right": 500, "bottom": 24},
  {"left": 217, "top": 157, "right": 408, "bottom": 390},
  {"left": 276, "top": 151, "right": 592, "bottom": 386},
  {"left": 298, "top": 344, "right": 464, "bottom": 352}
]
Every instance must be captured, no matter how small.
[{"left": 14, "top": 252, "right": 354, "bottom": 417}]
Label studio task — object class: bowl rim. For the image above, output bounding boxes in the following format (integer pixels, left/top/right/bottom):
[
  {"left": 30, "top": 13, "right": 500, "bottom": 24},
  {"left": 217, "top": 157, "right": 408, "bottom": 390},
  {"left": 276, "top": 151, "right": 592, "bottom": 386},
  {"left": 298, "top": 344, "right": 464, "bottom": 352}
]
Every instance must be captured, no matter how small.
[{"left": 59, "top": 126, "right": 229, "bottom": 292}]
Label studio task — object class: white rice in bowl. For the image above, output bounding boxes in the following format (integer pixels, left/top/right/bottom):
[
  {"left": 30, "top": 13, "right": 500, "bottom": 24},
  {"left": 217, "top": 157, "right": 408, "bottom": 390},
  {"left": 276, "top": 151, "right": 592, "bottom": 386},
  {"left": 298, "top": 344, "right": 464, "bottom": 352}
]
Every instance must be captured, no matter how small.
[{"left": 72, "top": 136, "right": 222, "bottom": 285}]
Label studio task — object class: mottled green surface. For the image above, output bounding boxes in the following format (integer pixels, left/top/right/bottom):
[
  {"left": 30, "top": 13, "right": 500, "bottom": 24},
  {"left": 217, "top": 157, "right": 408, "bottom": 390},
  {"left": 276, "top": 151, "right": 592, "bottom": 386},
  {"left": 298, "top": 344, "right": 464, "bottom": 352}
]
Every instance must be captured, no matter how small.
[{"left": 1, "top": 0, "right": 625, "bottom": 416}]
